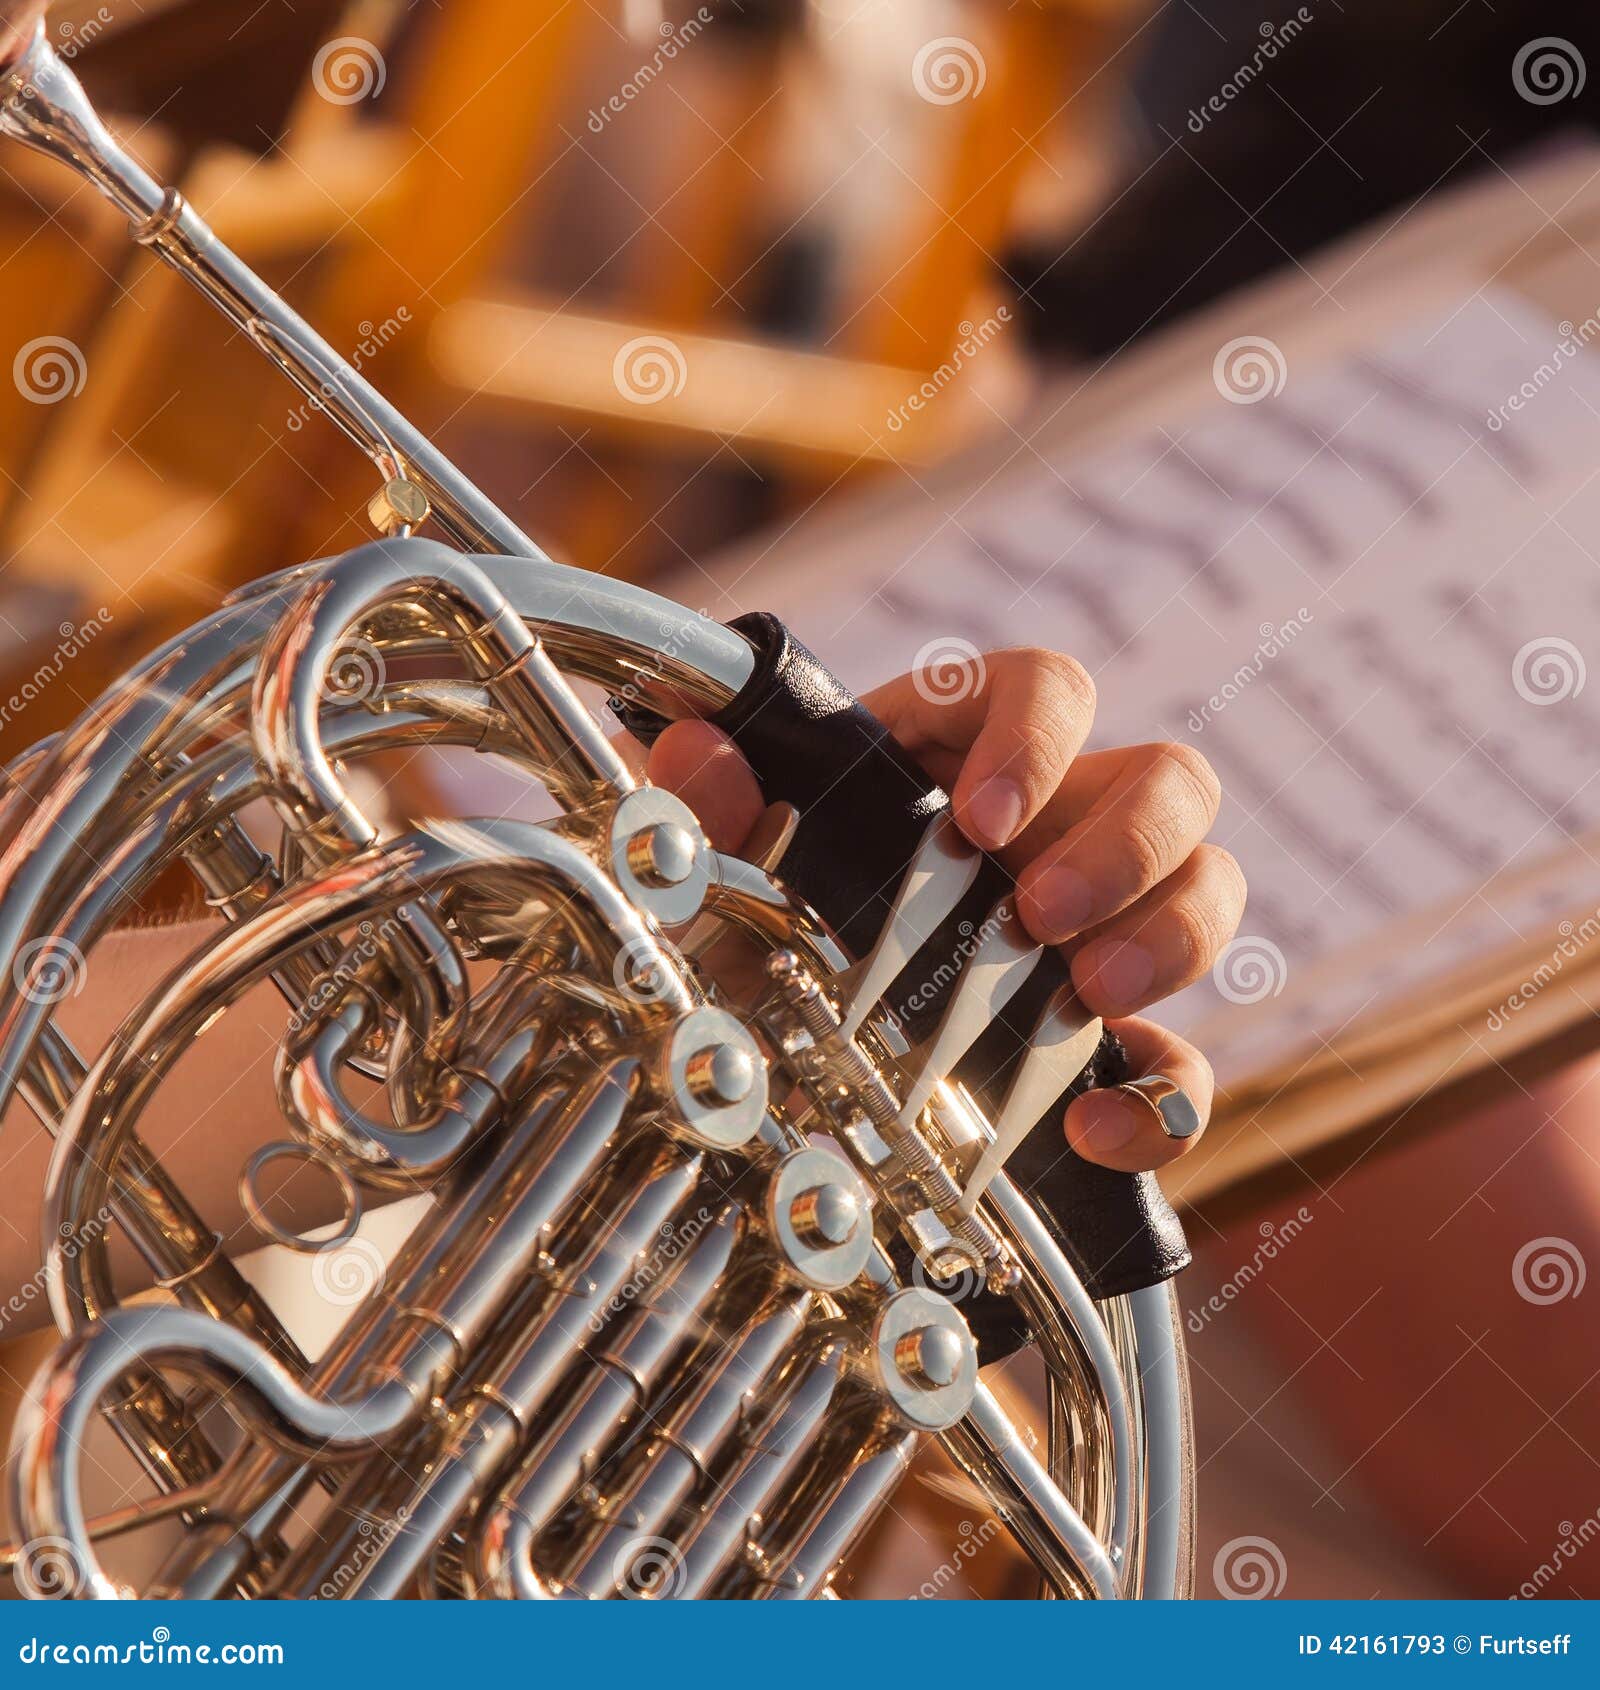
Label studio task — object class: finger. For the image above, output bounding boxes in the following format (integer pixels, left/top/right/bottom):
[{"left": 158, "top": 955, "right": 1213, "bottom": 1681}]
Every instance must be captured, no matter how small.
[
  {"left": 1064, "top": 1017, "right": 1215, "bottom": 1172},
  {"left": 1068, "top": 844, "right": 1247, "bottom": 1017},
  {"left": 863, "top": 648, "right": 1096, "bottom": 853},
  {"left": 1015, "top": 741, "right": 1222, "bottom": 943},
  {"left": 645, "top": 720, "right": 765, "bottom": 854}
]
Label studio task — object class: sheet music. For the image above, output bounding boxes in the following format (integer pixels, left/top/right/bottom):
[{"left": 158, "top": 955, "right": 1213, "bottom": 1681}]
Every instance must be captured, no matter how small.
[{"left": 682, "top": 292, "right": 1600, "bottom": 1090}]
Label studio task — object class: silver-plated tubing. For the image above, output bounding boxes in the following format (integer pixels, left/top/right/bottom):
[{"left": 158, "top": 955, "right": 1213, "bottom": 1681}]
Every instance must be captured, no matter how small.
[
  {"left": 465, "top": 1201, "right": 747, "bottom": 1600},
  {"left": 153, "top": 1079, "right": 579, "bottom": 1597},
  {"left": 513, "top": 1291, "right": 814, "bottom": 1595},
  {"left": 747, "top": 1430, "right": 919, "bottom": 1600},
  {"left": 978, "top": 1170, "right": 1135, "bottom": 1587},
  {"left": 1121, "top": 1283, "right": 1194, "bottom": 1601},
  {"left": 10, "top": 1303, "right": 436, "bottom": 1599},
  {"left": 653, "top": 1343, "right": 849, "bottom": 1600},
  {"left": 270, "top": 1148, "right": 714, "bottom": 1599},
  {"left": 41, "top": 826, "right": 693, "bottom": 1332},
  {"left": 943, "top": 1384, "right": 1119, "bottom": 1600},
  {"left": 252, "top": 541, "right": 633, "bottom": 853}
]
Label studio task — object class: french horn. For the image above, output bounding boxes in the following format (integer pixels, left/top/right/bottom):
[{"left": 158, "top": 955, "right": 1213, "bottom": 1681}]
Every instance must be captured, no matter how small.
[{"left": 0, "top": 14, "right": 1195, "bottom": 1599}]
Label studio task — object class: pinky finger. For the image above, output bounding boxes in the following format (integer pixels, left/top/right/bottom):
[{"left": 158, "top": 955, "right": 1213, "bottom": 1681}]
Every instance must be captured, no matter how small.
[{"left": 1063, "top": 1017, "right": 1215, "bottom": 1173}]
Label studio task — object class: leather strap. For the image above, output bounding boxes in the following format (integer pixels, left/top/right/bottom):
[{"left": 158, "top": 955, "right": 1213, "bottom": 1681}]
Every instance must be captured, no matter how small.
[{"left": 614, "top": 613, "right": 1190, "bottom": 1352}]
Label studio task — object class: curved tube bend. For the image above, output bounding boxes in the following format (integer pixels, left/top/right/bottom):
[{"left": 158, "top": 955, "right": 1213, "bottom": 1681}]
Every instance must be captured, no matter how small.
[{"left": 11, "top": 1303, "right": 428, "bottom": 1599}]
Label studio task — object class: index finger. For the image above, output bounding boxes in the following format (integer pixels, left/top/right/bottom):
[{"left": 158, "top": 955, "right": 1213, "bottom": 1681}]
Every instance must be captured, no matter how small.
[{"left": 865, "top": 647, "right": 1097, "bottom": 855}]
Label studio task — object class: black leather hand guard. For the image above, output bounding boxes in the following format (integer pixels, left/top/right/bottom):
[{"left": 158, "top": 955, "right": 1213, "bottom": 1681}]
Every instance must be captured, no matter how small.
[{"left": 614, "top": 613, "right": 1190, "bottom": 1356}]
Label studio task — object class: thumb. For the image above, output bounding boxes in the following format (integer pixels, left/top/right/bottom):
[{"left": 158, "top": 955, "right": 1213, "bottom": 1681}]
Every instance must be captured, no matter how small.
[{"left": 644, "top": 720, "right": 766, "bottom": 854}]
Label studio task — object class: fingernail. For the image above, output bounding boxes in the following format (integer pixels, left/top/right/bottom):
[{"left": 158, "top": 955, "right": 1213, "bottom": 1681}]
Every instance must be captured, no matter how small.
[
  {"left": 1071, "top": 1089, "right": 1142, "bottom": 1157},
  {"left": 966, "top": 777, "right": 1025, "bottom": 848},
  {"left": 1027, "top": 864, "right": 1095, "bottom": 936},
  {"left": 1076, "top": 937, "right": 1156, "bottom": 1007},
  {"left": 1118, "top": 1075, "right": 1202, "bottom": 1140}
]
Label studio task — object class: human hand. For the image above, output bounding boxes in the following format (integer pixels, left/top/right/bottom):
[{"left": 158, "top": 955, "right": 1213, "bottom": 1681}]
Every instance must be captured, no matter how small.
[{"left": 642, "top": 646, "right": 1245, "bottom": 1173}]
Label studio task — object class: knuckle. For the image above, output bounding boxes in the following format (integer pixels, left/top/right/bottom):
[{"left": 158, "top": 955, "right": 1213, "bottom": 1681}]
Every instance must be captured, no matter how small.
[
  {"left": 1195, "top": 843, "right": 1248, "bottom": 912},
  {"left": 1014, "top": 647, "right": 1096, "bottom": 719},
  {"left": 1154, "top": 741, "right": 1222, "bottom": 820},
  {"left": 1116, "top": 812, "right": 1172, "bottom": 892},
  {"left": 1169, "top": 879, "right": 1237, "bottom": 970}
]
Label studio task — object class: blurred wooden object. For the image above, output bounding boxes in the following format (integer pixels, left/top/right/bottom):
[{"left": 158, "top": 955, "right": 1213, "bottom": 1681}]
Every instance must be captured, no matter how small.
[{"left": 0, "top": 0, "right": 407, "bottom": 761}]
